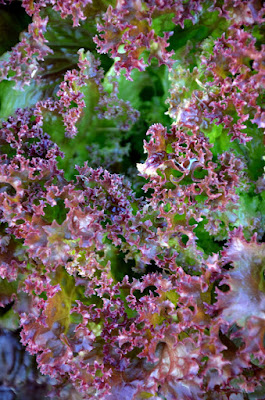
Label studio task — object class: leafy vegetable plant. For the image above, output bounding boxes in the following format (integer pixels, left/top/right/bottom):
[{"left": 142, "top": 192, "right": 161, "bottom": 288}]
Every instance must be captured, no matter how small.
[{"left": 0, "top": 0, "right": 265, "bottom": 399}]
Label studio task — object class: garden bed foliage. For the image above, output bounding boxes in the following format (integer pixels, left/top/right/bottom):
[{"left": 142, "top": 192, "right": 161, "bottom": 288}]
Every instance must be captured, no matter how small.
[{"left": 0, "top": 0, "right": 265, "bottom": 399}]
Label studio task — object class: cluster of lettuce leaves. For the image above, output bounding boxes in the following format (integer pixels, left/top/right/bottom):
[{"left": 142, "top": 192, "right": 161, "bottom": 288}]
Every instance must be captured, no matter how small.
[{"left": 0, "top": 0, "right": 265, "bottom": 399}]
